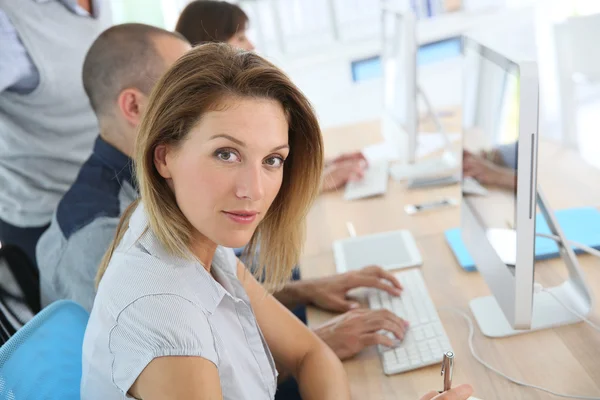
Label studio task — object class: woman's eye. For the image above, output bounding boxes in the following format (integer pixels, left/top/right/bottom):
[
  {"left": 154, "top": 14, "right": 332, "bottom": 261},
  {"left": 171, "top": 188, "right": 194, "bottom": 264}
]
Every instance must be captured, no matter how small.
[
  {"left": 216, "top": 150, "right": 240, "bottom": 163},
  {"left": 265, "top": 156, "right": 284, "bottom": 168}
]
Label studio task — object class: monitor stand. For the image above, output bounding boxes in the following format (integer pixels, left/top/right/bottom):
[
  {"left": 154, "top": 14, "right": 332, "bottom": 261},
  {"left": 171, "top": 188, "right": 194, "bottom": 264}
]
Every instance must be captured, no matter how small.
[
  {"left": 469, "top": 189, "right": 594, "bottom": 338},
  {"left": 389, "top": 85, "right": 458, "bottom": 182}
]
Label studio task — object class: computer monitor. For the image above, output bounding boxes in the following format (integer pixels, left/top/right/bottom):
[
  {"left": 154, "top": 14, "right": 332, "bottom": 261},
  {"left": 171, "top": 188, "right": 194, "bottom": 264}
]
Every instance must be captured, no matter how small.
[
  {"left": 461, "top": 35, "right": 593, "bottom": 338},
  {"left": 381, "top": 5, "right": 418, "bottom": 163},
  {"left": 381, "top": 4, "right": 458, "bottom": 182}
]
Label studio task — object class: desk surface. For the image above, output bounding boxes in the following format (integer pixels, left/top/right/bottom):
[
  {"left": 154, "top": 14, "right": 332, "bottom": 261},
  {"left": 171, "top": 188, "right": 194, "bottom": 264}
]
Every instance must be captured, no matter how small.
[{"left": 301, "top": 117, "right": 600, "bottom": 400}]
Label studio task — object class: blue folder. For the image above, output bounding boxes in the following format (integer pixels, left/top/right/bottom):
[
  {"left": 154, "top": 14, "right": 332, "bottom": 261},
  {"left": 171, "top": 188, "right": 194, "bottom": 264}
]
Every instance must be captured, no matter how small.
[{"left": 445, "top": 207, "right": 600, "bottom": 272}]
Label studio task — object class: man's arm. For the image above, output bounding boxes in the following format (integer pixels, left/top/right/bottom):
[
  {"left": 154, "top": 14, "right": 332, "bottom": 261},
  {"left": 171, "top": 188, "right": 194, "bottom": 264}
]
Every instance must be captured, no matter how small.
[
  {"left": 53, "top": 217, "right": 119, "bottom": 311},
  {"left": 0, "top": 10, "right": 39, "bottom": 93},
  {"left": 272, "top": 279, "right": 312, "bottom": 310}
]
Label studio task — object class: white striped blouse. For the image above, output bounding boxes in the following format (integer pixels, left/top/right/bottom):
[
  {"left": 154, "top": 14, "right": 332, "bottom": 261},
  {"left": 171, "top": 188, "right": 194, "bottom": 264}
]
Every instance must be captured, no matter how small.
[{"left": 81, "top": 203, "right": 278, "bottom": 399}]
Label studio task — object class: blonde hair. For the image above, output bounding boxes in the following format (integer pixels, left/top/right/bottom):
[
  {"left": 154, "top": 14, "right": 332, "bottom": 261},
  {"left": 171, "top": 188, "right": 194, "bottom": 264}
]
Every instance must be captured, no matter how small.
[{"left": 96, "top": 43, "right": 324, "bottom": 290}]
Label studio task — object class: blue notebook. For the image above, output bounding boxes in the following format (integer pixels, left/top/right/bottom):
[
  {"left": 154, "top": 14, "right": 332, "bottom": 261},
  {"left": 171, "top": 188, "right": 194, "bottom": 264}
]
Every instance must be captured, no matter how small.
[{"left": 445, "top": 207, "right": 600, "bottom": 272}]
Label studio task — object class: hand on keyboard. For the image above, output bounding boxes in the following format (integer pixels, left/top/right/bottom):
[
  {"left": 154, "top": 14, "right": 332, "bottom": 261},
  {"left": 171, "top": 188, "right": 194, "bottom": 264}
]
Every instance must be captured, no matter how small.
[
  {"left": 303, "top": 266, "right": 403, "bottom": 312},
  {"left": 463, "top": 149, "right": 515, "bottom": 190},
  {"left": 369, "top": 269, "right": 453, "bottom": 374},
  {"left": 321, "top": 152, "right": 367, "bottom": 192},
  {"left": 313, "top": 308, "right": 409, "bottom": 361},
  {"left": 419, "top": 384, "right": 474, "bottom": 400}
]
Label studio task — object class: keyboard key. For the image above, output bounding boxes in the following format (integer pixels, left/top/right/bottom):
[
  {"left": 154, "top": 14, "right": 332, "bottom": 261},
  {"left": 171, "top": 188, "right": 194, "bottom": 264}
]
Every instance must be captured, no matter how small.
[
  {"left": 383, "top": 352, "right": 396, "bottom": 364},
  {"left": 424, "top": 326, "right": 435, "bottom": 339},
  {"left": 422, "top": 354, "right": 434, "bottom": 363},
  {"left": 414, "top": 328, "right": 424, "bottom": 341},
  {"left": 395, "top": 348, "right": 408, "bottom": 361},
  {"left": 370, "top": 297, "right": 381, "bottom": 309},
  {"left": 382, "top": 298, "right": 392, "bottom": 311},
  {"left": 402, "top": 332, "right": 414, "bottom": 346}
]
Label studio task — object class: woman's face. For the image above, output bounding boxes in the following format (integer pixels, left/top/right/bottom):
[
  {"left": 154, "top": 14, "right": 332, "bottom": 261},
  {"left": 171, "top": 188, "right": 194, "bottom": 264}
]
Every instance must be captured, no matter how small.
[
  {"left": 155, "top": 97, "right": 289, "bottom": 249},
  {"left": 227, "top": 30, "right": 255, "bottom": 51}
]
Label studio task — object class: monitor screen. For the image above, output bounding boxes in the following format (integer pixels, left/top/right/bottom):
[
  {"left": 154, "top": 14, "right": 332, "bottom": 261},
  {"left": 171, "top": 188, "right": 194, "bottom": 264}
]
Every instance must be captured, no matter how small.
[
  {"left": 462, "top": 40, "right": 520, "bottom": 265},
  {"left": 382, "top": 10, "right": 416, "bottom": 134}
]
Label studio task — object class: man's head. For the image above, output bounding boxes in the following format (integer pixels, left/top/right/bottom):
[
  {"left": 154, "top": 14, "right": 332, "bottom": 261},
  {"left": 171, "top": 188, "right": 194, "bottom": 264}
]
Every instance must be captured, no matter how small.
[{"left": 83, "top": 23, "right": 191, "bottom": 155}]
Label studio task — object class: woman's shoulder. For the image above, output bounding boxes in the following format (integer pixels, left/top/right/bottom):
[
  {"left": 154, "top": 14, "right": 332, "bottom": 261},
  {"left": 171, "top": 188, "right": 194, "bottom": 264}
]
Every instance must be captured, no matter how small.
[{"left": 96, "top": 244, "right": 215, "bottom": 317}]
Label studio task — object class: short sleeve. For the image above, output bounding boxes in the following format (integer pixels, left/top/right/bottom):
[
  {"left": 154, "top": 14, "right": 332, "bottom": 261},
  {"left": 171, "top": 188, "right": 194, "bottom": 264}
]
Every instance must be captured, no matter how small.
[
  {"left": 108, "top": 294, "right": 218, "bottom": 395},
  {"left": 497, "top": 143, "right": 518, "bottom": 169},
  {"left": 0, "top": 10, "right": 39, "bottom": 93}
]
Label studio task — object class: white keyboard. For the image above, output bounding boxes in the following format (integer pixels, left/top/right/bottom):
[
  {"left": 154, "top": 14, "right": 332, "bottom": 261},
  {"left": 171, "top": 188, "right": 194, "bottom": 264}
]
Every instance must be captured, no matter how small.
[
  {"left": 344, "top": 161, "right": 389, "bottom": 201},
  {"left": 368, "top": 269, "right": 452, "bottom": 375},
  {"left": 462, "top": 176, "right": 489, "bottom": 196},
  {"left": 389, "top": 151, "right": 458, "bottom": 181}
]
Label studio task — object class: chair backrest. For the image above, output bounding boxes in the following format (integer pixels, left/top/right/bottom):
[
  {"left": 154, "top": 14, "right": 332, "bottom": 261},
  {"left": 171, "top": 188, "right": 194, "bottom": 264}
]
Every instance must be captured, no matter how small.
[
  {"left": 0, "top": 245, "right": 40, "bottom": 344},
  {"left": 0, "top": 300, "right": 89, "bottom": 400}
]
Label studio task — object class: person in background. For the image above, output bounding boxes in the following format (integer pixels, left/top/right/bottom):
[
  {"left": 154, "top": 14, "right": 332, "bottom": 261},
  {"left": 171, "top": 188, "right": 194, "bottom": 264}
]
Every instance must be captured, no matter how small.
[
  {"left": 463, "top": 142, "right": 517, "bottom": 190},
  {"left": 36, "top": 23, "right": 191, "bottom": 312},
  {"left": 81, "top": 42, "right": 473, "bottom": 400},
  {"left": 175, "top": 0, "right": 367, "bottom": 193},
  {"left": 0, "top": 0, "right": 111, "bottom": 267}
]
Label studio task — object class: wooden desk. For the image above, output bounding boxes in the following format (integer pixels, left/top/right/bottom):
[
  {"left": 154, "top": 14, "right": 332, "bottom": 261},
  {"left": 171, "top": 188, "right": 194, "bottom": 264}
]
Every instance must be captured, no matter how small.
[{"left": 301, "top": 119, "right": 600, "bottom": 400}]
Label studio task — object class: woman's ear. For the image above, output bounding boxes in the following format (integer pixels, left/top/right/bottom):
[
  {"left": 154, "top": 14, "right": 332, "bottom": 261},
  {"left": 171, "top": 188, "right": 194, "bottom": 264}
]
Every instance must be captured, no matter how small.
[{"left": 154, "top": 144, "right": 172, "bottom": 179}]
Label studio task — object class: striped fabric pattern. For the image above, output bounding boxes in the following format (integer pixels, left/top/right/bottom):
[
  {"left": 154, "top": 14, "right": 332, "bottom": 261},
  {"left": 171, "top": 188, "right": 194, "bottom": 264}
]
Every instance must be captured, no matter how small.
[{"left": 81, "top": 203, "right": 277, "bottom": 399}]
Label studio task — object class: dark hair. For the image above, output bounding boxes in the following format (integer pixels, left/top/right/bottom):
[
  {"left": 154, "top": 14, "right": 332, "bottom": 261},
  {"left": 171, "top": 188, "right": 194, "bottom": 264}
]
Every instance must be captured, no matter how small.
[
  {"left": 82, "top": 23, "right": 188, "bottom": 117},
  {"left": 97, "top": 43, "right": 324, "bottom": 290},
  {"left": 175, "top": 0, "right": 249, "bottom": 45}
]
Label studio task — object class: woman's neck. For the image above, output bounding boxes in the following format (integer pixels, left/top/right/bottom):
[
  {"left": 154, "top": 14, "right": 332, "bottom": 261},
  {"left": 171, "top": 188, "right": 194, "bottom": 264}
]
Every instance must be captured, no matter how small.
[{"left": 190, "top": 232, "right": 218, "bottom": 272}]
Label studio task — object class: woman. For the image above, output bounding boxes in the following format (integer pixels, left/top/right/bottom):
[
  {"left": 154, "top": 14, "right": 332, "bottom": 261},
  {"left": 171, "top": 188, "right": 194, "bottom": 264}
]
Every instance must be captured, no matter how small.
[
  {"left": 175, "top": 0, "right": 256, "bottom": 51},
  {"left": 81, "top": 44, "right": 472, "bottom": 399},
  {"left": 175, "top": 0, "right": 367, "bottom": 192}
]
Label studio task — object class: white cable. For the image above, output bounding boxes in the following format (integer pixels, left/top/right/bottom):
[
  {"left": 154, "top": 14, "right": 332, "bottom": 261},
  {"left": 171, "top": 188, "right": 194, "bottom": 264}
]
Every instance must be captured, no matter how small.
[
  {"left": 534, "top": 232, "right": 600, "bottom": 332},
  {"left": 441, "top": 307, "right": 600, "bottom": 400},
  {"left": 539, "top": 288, "right": 600, "bottom": 333},
  {"left": 439, "top": 232, "right": 600, "bottom": 398},
  {"left": 536, "top": 232, "right": 600, "bottom": 259}
]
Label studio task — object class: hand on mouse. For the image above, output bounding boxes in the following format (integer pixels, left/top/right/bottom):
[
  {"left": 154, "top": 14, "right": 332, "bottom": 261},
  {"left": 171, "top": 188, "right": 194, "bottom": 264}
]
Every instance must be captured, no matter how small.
[{"left": 419, "top": 384, "right": 474, "bottom": 400}]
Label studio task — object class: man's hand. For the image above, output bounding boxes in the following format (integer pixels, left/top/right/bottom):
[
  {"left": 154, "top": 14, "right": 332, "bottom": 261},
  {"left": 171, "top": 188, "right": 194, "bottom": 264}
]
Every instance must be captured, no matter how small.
[
  {"left": 321, "top": 152, "right": 367, "bottom": 192},
  {"left": 313, "top": 308, "right": 409, "bottom": 360},
  {"left": 304, "top": 266, "right": 402, "bottom": 312},
  {"left": 325, "top": 151, "right": 367, "bottom": 167},
  {"left": 463, "top": 150, "right": 516, "bottom": 190},
  {"left": 419, "top": 385, "right": 474, "bottom": 400}
]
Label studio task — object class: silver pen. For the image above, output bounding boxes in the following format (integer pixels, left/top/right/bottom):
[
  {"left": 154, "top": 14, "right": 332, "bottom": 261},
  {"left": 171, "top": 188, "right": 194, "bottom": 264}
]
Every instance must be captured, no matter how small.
[{"left": 440, "top": 351, "right": 454, "bottom": 392}]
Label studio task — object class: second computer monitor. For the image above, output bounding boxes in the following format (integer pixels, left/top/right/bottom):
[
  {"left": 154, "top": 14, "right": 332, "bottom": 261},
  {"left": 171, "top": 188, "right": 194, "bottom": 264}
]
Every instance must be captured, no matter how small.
[
  {"left": 461, "top": 35, "right": 540, "bottom": 332},
  {"left": 381, "top": 6, "right": 418, "bottom": 163}
]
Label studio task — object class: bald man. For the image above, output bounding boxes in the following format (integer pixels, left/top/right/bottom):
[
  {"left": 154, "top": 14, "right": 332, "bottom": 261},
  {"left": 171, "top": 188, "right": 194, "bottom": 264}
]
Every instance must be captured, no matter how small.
[{"left": 36, "top": 24, "right": 191, "bottom": 311}]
